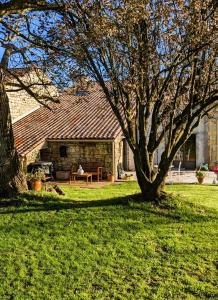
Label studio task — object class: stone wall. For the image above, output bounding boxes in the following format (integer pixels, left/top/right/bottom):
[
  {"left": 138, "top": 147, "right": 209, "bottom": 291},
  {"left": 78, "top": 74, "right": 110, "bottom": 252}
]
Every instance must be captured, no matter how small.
[
  {"left": 22, "top": 141, "right": 48, "bottom": 170},
  {"left": 114, "top": 136, "right": 124, "bottom": 176},
  {"left": 208, "top": 110, "right": 218, "bottom": 166},
  {"left": 6, "top": 70, "right": 59, "bottom": 123},
  {"left": 21, "top": 138, "right": 127, "bottom": 179},
  {"left": 8, "top": 89, "right": 41, "bottom": 123},
  {"left": 46, "top": 140, "right": 115, "bottom": 178},
  {"left": 112, "top": 136, "right": 135, "bottom": 176},
  {"left": 123, "top": 140, "right": 135, "bottom": 171},
  {"left": 157, "top": 118, "right": 209, "bottom": 169},
  {"left": 194, "top": 118, "right": 208, "bottom": 168}
]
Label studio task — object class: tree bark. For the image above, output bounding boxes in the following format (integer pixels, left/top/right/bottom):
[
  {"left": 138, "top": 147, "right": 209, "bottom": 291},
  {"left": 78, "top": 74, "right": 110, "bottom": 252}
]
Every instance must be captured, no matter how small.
[
  {"left": 134, "top": 151, "right": 167, "bottom": 202},
  {"left": 0, "top": 76, "right": 27, "bottom": 197}
]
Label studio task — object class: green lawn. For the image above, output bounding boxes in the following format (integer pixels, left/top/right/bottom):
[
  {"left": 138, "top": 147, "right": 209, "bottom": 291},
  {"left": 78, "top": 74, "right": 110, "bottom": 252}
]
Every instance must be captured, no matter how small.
[
  {"left": 0, "top": 183, "right": 217, "bottom": 299},
  {"left": 167, "top": 184, "right": 218, "bottom": 210}
]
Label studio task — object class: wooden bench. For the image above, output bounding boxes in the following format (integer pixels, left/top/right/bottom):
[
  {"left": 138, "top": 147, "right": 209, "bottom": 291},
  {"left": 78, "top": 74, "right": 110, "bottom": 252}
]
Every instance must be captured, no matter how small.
[{"left": 75, "top": 162, "right": 103, "bottom": 182}]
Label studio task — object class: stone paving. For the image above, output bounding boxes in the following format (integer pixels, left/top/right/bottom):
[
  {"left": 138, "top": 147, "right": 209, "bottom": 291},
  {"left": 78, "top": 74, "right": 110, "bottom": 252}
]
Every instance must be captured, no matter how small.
[
  {"left": 124, "top": 171, "right": 218, "bottom": 184},
  {"left": 166, "top": 171, "right": 218, "bottom": 184}
]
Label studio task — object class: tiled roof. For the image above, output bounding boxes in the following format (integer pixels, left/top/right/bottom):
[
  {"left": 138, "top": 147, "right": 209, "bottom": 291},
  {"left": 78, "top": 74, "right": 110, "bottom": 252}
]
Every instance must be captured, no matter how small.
[{"left": 13, "top": 84, "right": 122, "bottom": 156}]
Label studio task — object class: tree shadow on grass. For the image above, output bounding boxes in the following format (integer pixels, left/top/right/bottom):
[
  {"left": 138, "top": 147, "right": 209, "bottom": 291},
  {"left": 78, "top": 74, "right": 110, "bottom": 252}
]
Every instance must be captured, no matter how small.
[
  {"left": 0, "top": 194, "right": 142, "bottom": 214},
  {"left": 0, "top": 192, "right": 217, "bottom": 223}
]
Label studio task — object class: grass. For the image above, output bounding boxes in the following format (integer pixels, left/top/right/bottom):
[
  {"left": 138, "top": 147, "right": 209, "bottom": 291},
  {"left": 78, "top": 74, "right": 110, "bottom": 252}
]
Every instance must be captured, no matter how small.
[
  {"left": 167, "top": 184, "right": 218, "bottom": 209},
  {"left": 0, "top": 183, "right": 217, "bottom": 299}
]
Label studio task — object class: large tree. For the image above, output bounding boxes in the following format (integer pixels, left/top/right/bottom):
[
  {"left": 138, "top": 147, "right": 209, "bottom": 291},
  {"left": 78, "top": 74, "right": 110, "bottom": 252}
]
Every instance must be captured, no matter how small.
[
  {"left": 0, "top": 67, "right": 28, "bottom": 196},
  {"left": 29, "top": 0, "right": 218, "bottom": 201},
  {"left": 1, "top": 0, "right": 218, "bottom": 201},
  {"left": 0, "top": 0, "right": 62, "bottom": 196}
]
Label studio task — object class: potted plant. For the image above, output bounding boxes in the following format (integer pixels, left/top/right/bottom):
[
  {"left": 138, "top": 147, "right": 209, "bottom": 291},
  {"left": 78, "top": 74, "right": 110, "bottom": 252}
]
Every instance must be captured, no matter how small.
[
  {"left": 196, "top": 170, "right": 205, "bottom": 184},
  {"left": 27, "top": 169, "right": 46, "bottom": 191},
  {"left": 107, "top": 170, "right": 115, "bottom": 182}
]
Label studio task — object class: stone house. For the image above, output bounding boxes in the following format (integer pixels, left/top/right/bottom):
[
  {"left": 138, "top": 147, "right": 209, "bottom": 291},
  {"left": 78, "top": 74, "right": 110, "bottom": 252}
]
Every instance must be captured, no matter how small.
[
  {"left": 155, "top": 113, "right": 218, "bottom": 170},
  {"left": 7, "top": 69, "right": 218, "bottom": 177},
  {"left": 173, "top": 114, "right": 218, "bottom": 169},
  {"left": 10, "top": 83, "right": 127, "bottom": 179}
]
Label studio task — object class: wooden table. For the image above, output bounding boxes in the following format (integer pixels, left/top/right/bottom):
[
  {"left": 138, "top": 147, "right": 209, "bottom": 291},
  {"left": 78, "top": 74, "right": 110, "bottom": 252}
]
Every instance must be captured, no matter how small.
[{"left": 70, "top": 172, "right": 92, "bottom": 184}]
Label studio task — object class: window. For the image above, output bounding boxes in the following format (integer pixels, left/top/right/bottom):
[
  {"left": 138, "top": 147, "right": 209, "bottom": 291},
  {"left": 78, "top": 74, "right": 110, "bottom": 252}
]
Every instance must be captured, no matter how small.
[
  {"left": 74, "top": 90, "right": 89, "bottom": 97},
  {"left": 59, "top": 146, "right": 68, "bottom": 158}
]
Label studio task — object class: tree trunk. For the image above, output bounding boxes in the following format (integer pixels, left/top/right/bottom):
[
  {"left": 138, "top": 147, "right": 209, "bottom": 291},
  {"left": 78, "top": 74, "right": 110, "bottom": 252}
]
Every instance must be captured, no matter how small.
[
  {"left": 134, "top": 152, "right": 167, "bottom": 202},
  {"left": 0, "top": 76, "right": 27, "bottom": 197}
]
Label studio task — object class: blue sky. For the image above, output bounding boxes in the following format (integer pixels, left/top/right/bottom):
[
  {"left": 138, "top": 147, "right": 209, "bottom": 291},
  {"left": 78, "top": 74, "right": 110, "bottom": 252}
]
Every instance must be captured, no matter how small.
[{"left": 0, "top": 47, "right": 4, "bottom": 61}]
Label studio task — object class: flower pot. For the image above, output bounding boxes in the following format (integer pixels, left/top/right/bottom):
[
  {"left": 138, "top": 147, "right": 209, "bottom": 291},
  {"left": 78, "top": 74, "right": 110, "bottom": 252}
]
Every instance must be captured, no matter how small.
[
  {"left": 107, "top": 174, "right": 115, "bottom": 182},
  {"left": 197, "top": 177, "right": 204, "bottom": 184},
  {"left": 31, "top": 179, "right": 42, "bottom": 191}
]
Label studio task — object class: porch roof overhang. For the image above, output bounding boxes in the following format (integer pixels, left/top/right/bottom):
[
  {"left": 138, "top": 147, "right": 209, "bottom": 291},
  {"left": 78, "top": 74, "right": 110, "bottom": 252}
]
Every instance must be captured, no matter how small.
[{"left": 13, "top": 84, "right": 122, "bottom": 157}]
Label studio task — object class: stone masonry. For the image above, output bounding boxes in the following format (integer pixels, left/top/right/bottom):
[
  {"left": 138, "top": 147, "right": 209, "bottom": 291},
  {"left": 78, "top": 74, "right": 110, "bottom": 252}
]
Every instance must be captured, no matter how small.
[
  {"left": 208, "top": 110, "right": 218, "bottom": 166},
  {"left": 46, "top": 140, "right": 114, "bottom": 178},
  {"left": 6, "top": 69, "right": 58, "bottom": 123},
  {"left": 8, "top": 89, "right": 40, "bottom": 123},
  {"left": 23, "top": 136, "right": 126, "bottom": 179}
]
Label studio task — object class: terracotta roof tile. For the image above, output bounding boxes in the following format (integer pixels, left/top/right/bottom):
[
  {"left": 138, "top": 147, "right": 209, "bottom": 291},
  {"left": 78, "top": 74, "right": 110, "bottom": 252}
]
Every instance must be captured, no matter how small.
[{"left": 13, "top": 84, "right": 122, "bottom": 156}]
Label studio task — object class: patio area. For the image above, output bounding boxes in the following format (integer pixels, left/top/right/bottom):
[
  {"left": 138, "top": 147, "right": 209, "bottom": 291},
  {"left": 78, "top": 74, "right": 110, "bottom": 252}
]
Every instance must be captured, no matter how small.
[
  {"left": 45, "top": 171, "right": 218, "bottom": 191},
  {"left": 50, "top": 180, "right": 113, "bottom": 189},
  {"left": 166, "top": 171, "right": 217, "bottom": 184},
  {"left": 123, "top": 170, "right": 218, "bottom": 185}
]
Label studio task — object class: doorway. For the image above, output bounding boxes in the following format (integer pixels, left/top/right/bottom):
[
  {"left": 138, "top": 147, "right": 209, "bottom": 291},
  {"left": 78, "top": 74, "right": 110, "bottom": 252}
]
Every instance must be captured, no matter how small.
[{"left": 174, "top": 134, "right": 196, "bottom": 169}]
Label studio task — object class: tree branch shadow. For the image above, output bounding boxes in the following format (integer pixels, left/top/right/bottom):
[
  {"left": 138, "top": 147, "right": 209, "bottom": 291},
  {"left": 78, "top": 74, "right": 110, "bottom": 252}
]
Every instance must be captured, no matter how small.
[{"left": 0, "top": 192, "right": 217, "bottom": 224}]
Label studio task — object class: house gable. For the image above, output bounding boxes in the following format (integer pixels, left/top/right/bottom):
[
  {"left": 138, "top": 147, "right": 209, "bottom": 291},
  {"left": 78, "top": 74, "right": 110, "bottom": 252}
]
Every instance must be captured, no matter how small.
[{"left": 5, "top": 68, "right": 59, "bottom": 123}]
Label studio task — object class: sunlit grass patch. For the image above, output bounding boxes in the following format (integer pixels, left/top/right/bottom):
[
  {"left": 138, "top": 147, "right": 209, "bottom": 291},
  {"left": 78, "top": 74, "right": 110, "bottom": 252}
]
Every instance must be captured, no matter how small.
[{"left": 0, "top": 183, "right": 217, "bottom": 299}]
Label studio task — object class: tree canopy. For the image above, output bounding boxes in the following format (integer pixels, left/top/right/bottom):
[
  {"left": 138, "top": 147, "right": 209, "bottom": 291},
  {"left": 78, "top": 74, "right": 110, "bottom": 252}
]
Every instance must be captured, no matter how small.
[{"left": 0, "top": 0, "right": 217, "bottom": 200}]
